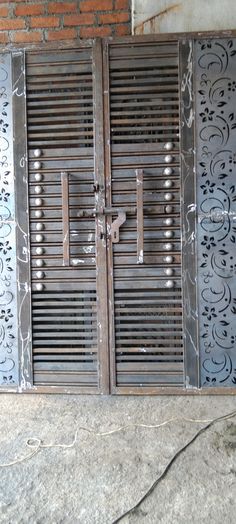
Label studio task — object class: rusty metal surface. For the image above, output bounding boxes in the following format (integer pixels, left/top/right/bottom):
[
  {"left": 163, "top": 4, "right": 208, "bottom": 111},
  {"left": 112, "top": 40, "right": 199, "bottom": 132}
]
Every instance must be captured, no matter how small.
[
  {"left": 13, "top": 51, "right": 33, "bottom": 390},
  {"left": 133, "top": 0, "right": 236, "bottom": 35},
  {"left": 195, "top": 38, "right": 236, "bottom": 387},
  {"left": 26, "top": 45, "right": 100, "bottom": 390},
  {"left": 179, "top": 40, "right": 199, "bottom": 389},
  {"left": 106, "top": 39, "right": 184, "bottom": 391}
]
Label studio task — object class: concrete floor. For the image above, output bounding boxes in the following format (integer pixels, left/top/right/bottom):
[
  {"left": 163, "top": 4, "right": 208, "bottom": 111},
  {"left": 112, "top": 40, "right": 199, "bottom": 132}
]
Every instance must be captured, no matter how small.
[{"left": 0, "top": 395, "right": 235, "bottom": 524}]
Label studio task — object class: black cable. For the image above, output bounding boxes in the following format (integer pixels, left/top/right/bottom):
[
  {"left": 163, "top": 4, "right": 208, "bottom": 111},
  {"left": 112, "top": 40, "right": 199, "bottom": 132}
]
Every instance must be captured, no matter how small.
[{"left": 112, "top": 408, "right": 236, "bottom": 524}]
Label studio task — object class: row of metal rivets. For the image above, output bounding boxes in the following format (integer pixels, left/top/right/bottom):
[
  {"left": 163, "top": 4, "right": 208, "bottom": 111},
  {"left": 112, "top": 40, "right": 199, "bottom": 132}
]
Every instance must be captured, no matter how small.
[
  {"left": 163, "top": 143, "right": 175, "bottom": 288},
  {"left": 33, "top": 149, "right": 45, "bottom": 291}
]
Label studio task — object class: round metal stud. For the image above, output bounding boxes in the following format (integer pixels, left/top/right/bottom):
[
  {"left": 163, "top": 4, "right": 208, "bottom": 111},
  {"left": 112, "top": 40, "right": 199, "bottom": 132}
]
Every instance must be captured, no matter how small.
[
  {"left": 163, "top": 167, "right": 173, "bottom": 176},
  {"left": 164, "top": 267, "right": 174, "bottom": 276},
  {"left": 164, "top": 255, "right": 174, "bottom": 264},
  {"left": 36, "top": 270, "right": 45, "bottom": 279},
  {"left": 36, "top": 247, "right": 44, "bottom": 255},
  {"left": 35, "top": 198, "right": 43, "bottom": 207},
  {"left": 35, "top": 283, "right": 44, "bottom": 292},
  {"left": 164, "top": 217, "right": 173, "bottom": 226},
  {"left": 35, "top": 209, "right": 44, "bottom": 219},
  {"left": 35, "top": 185, "right": 42, "bottom": 195},
  {"left": 36, "top": 259, "right": 44, "bottom": 267},
  {"left": 35, "top": 173, "right": 43, "bottom": 182},
  {"left": 163, "top": 179, "right": 173, "bottom": 189},
  {"left": 164, "top": 154, "right": 173, "bottom": 164},
  {"left": 71, "top": 259, "right": 80, "bottom": 266},
  {"left": 164, "top": 230, "right": 174, "bottom": 239},
  {"left": 164, "top": 142, "right": 174, "bottom": 151},
  {"left": 33, "top": 161, "right": 42, "bottom": 170},
  {"left": 164, "top": 193, "right": 173, "bottom": 201},
  {"left": 164, "top": 243, "right": 173, "bottom": 251},
  {"left": 34, "top": 149, "right": 42, "bottom": 158},
  {"left": 165, "top": 205, "right": 173, "bottom": 214},
  {"left": 165, "top": 280, "right": 175, "bottom": 288},
  {"left": 35, "top": 234, "right": 44, "bottom": 243},
  {"left": 36, "top": 222, "right": 44, "bottom": 231}
]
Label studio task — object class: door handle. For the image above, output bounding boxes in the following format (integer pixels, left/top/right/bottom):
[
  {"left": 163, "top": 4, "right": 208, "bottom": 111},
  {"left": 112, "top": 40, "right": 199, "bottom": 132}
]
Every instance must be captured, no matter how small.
[
  {"left": 61, "top": 171, "right": 144, "bottom": 259},
  {"left": 77, "top": 206, "right": 136, "bottom": 244},
  {"left": 136, "top": 169, "right": 144, "bottom": 264},
  {"left": 61, "top": 171, "right": 70, "bottom": 266}
]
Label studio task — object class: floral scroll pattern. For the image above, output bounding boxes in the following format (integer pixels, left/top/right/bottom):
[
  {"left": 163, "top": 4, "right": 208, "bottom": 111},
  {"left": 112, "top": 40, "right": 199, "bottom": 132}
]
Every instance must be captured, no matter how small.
[
  {"left": 196, "top": 39, "right": 236, "bottom": 386},
  {"left": 0, "top": 53, "right": 17, "bottom": 385}
]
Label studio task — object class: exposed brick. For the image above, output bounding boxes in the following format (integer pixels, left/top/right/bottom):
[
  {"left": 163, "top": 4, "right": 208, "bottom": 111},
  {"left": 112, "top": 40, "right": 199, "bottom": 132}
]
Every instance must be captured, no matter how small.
[
  {"left": 99, "top": 12, "right": 130, "bottom": 24},
  {"left": 115, "top": 0, "right": 129, "bottom": 9},
  {"left": 30, "top": 16, "right": 60, "bottom": 29},
  {"left": 0, "top": 19, "right": 25, "bottom": 31},
  {"left": 0, "top": 6, "right": 8, "bottom": 17},
  {"left": 47, "top": 28, "right": 77, "bottom": 40},
  {"left": 48, "top": 2, "right": 77, "bottom": 14},
  {"left": 64, "top": 13, "right": 95, "bottom": 26},
  {"left": 12, "top": 31, "right": 43, "bottom": 43},
  {"left": 80, "top": 0, "right": 113, "bottom": 12},
  {"left": 80, "top": 25, "right": 111, "bottom": 38},
  {"left": 15, "top": 4, "right": 45, "bottom": 16},
  {"left": 114, "top": 23, "right": 130, "bottom": 36},
  {"left": 0, "top": 32, "right": 8, "bottom": 44}
]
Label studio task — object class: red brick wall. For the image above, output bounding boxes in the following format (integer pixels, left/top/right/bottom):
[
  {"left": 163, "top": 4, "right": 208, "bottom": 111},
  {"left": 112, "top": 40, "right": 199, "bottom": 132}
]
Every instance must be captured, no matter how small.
[{"left": 0, "top": 0, "right": 131, "bottom": 45}]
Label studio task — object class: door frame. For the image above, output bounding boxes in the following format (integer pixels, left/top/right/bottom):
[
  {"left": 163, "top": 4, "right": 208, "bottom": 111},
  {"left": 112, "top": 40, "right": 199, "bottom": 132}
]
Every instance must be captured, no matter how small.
[{"left": 1, "top": 31, "right": 236, "bottom": 394}]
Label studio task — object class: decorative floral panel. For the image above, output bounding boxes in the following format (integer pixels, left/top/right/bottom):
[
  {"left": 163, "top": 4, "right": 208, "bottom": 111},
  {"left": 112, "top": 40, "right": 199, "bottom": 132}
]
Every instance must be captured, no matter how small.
[
  {"left": 196, "top": 39, "right": 236, "bottom": 386},
  {"left": 0, "top": 53, "right": 18, "bottom": 385}
]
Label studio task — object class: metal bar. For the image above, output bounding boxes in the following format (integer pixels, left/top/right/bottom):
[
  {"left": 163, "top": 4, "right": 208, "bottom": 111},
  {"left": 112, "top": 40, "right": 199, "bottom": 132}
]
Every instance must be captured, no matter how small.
[
  {"left": 136, "top": 169, "right": 144, "bottom": 264},
  {"left": 111, "top": 212, "right": 126, "bottom": 243},
  {"left": 93, "top": 38, "right": 110, "bottom": 394},
  {"left": 179, "top": 40, "right": 199, "bottom": 389},
  {"left": 61, "top": 171, "right": 70, "bottom": 266},
  {"left": 13, "top": 51, "right": 33, "bottom": 390},
  {"left": 102, "top": 39, "right": 117, "bottom": 393}
]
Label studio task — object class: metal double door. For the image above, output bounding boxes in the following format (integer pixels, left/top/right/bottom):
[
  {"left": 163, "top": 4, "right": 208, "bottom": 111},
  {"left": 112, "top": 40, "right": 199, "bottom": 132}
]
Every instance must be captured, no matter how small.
[
  {"left": 27, "top": 38, "right": 184, "bottom": 393},
  {"left": 1, "top": 34, "right": 235, "bottom": 393}
]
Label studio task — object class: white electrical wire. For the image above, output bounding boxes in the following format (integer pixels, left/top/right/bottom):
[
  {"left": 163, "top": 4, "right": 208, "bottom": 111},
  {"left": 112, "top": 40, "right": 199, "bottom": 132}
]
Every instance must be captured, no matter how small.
[{"left": 0, "top": 410, "right": 235, "bottom": 468}]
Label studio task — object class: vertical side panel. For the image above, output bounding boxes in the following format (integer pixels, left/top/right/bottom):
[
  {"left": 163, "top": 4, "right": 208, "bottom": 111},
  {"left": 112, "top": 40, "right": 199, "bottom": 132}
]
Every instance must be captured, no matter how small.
[
  {"left": 103, "top": 40, "right": 117, "bottom": 393},
  {"left": 179, "top": 40, "right": 199, "bottom": 388},
  {"left": 195, "top": 38, "right": 236, "bottom": 387},
  {"left": 13, "top": 51, "right": 32, "bottom": 389},
  {"left": 0, "top": 52, "right": 19, "bottom": 387},
  {"left": 93, "top": 39, "right": 110, "bottom": 394}
]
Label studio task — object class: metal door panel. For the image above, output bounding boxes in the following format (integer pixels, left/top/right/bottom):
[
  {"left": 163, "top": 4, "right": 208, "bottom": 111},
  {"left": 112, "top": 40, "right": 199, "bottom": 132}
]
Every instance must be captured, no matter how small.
[
  {"left": 103, "top": 39, "right": 184, "bottom": 392},
  {"left": 26, "top": 42, "right": 109, "bottom": 392}
]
